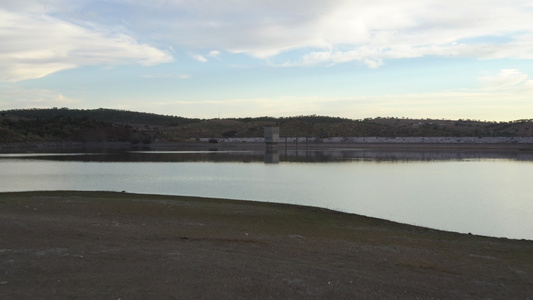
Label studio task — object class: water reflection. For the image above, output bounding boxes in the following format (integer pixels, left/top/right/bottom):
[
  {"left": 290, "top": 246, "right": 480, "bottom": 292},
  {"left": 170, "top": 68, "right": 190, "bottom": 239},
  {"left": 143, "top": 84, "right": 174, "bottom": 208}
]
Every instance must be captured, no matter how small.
[
  {"left": 1, "top": 147, "right": 532, "bottom": 162},
  {"left": 0, "top": 148, "right": 532, "bottom": 240},
  {"left": 264, "top": 149, "right": 279, "bottom": 164}
]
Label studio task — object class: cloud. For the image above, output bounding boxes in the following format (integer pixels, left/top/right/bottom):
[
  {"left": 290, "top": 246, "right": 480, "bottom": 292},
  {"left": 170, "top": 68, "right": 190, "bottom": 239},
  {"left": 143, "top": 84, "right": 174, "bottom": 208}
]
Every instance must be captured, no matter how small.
[
  {"left": 189, "top": 50, "right": 220, "bottom": 62},
  {"left": 141, "top": 73, "right": 190, "bottom": 79},
  {"left": 480, "top": 69, "right": 530, "bottom": 90},
  {"left": 105, "top": 0, "right": 533, "bottom": 66},
  {"left": 141, "top": 87, "right": 533, "bottom": 121},
  {"left": 191, "top": 54, "right": 207, "bottom": 63},
  {"left": 208, "top": 50, "right": 220, "bottom": 57},
  {"left": 3, "top": 0, "right": 533, "bottom": 82},
  {"left": 0, "top": 85, "right": 81, "bottom": 109},
  {"left": 148, "top": 69, "right": 533, "bottom": 120},
  {"left": 0, "top": 7, "right": 173, "bottom": 82}
]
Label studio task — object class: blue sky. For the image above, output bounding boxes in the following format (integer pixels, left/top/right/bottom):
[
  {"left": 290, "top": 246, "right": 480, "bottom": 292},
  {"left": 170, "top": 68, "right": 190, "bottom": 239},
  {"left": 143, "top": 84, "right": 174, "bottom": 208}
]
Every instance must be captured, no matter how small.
[{"left": 1, "top": 0, "right": 533, "bottom": 121}]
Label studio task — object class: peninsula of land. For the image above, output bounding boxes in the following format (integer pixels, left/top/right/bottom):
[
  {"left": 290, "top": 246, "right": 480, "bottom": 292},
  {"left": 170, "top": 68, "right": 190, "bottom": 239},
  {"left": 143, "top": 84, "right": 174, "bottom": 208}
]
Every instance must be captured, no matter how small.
[{"left": 1, "top": 191, "right": 532, "bottom": 299}]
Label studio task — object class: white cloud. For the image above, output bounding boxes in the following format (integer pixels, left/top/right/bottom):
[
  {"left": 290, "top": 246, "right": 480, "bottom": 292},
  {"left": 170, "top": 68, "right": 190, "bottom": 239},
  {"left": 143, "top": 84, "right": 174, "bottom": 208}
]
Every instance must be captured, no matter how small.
[
  {"left": 143, "top": 88, "right": 533, "bottom": 121},
  {"left": 0, "top": 7, "right": 173, "bottom": 82},
  {"left": 480, "top": 69, "right": 530, "bottom": 90},
  {"left": 141, "top": 73, "right": 190, "bottom": 79},
  {"left": 191, "top": 54, "right": 207, "bottom": 63},
  {"left": 0, "top": 85, "right": 81, "bottom": 109},
  {"left": 208, "top": 50, "right": 220, "bottom": 57},
  {"left": 102, "top": 0, "right": 533, "bottom": 66},
  {"left": 150, "top": 69, "right": 533, "bottom": 120},
  {"left": 2, "top": 0, "right": 533, "bottom": 82}
]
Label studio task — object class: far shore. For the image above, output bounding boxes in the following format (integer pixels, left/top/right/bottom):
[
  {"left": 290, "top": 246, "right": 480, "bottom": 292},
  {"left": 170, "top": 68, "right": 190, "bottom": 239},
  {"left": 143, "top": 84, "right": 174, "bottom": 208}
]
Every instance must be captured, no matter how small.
[
  {"left": 1, "top": 136, "right": 533, "bottom": 153},
  {"left": 1, "top": 191, "right": 532, "bottom": 299}
]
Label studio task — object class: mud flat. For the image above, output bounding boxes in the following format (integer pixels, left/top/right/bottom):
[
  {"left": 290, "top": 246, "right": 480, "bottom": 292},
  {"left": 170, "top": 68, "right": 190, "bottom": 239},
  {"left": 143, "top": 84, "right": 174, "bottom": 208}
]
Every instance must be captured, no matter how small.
[{"left": 1, "top": 191, "right": 532, "bottom": 299}]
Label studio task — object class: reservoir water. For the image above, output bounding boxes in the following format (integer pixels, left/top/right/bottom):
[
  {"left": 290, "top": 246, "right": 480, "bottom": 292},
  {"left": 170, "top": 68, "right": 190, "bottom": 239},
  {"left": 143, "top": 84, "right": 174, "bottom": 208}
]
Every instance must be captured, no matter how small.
[{"left": 1, "top": 147, "right": 532, "bottom": 240}]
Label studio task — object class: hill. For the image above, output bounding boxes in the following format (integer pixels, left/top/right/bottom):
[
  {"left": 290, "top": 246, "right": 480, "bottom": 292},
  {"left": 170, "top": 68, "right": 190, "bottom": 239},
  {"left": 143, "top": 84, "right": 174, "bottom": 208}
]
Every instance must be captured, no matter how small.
[
  {"left": 1, "top": 108, "right": 198, "bottom": 126},
  {"left": 0, "top": 108, "right": 532, "bottom": 143}
]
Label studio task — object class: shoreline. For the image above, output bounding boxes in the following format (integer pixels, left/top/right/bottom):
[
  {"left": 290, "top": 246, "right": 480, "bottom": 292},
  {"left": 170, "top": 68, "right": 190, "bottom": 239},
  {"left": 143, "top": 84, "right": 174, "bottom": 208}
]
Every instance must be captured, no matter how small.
[
  {"left": 1, "top": 137, "right": 533, "bottom": 153},
  {"left": 2, "top": 190, "right": 530, "bottom": 241},
  {"left": 1, "top": 191, "right": 532, "bottom": 299}
]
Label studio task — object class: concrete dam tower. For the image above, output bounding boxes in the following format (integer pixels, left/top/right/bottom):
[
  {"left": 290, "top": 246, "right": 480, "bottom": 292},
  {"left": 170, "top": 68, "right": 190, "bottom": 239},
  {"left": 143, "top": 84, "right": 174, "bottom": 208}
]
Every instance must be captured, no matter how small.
[{"left": 264, "top": 126, "right": 279, "bottom": 149}]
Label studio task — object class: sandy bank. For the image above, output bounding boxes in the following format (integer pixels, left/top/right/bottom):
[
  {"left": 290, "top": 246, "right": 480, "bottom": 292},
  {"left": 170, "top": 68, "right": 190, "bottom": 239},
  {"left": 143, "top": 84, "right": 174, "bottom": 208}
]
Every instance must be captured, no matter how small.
[{"left": 1, "top": 191, "right": 532, "bottom": 299}]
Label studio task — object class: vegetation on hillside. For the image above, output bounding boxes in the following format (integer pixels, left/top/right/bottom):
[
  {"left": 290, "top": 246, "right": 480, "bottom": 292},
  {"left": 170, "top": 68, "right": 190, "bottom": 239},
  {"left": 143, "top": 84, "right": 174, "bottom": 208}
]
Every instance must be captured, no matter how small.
[
  {"left": 3, "top": 107, "right": 199, "bottom": 126},
  {"left": 1, "top": 108, "right": 532, "bottom": 143}
]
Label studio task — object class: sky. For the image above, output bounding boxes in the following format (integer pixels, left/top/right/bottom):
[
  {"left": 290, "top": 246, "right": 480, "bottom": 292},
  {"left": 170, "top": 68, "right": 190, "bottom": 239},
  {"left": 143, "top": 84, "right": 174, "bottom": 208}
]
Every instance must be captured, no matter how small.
[{"left": 1, "top": 0, "right": 533, "bottom": 121}]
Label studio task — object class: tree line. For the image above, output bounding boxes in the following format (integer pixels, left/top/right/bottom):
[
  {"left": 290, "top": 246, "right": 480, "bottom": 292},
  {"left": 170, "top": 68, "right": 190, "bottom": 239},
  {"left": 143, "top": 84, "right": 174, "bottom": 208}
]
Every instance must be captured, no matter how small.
[{"left": 1, "top": 108, "right": 531, "bottom": 143}]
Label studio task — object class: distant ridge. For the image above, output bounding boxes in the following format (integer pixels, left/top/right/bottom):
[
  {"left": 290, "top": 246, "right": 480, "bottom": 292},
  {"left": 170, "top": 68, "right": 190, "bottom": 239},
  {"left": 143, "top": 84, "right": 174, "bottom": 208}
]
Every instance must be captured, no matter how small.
[
  {"left": 1, "top": 108, "right": 199, "bottom": 126},
  {"left": 1, "top": 108, "right": 532, "bottom": 143}
]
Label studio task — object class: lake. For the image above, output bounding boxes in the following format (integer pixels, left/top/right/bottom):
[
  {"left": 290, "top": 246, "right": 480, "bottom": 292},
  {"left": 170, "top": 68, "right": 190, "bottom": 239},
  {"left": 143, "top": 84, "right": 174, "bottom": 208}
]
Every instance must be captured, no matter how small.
[{"left": 1, "top": 146, "right": 532, "bottom": 240}]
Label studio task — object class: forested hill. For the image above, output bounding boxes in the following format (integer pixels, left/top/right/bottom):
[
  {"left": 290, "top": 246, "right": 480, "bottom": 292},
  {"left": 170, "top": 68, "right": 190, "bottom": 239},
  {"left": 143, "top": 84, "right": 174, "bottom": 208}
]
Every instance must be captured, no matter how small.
[
  {"left": 1, "top": 108, "right": 532, "bottom": 143},
  {"left": 2, "top": 108, "right": 198, "bottom": 126}
]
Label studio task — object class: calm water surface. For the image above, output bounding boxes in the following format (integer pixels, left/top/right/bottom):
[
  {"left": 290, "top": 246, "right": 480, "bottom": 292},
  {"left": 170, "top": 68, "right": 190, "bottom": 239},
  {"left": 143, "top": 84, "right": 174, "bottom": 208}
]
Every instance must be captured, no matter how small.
[{"left": 1, "top": 148, "right": 532, "bottom": 240}]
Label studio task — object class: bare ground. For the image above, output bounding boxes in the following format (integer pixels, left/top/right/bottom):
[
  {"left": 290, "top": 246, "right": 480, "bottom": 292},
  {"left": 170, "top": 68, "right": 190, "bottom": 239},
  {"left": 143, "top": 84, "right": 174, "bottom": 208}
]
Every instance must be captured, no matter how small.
[{"left": 1, "top": 191, "right": 532, "bottom": 299}]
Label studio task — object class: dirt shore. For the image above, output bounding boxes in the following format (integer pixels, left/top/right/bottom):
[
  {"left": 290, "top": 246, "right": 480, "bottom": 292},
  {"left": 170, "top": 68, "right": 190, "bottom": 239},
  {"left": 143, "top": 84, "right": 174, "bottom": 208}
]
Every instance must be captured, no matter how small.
[{"left": 1, "top": 191, "right": 532, "bottom": 299}]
